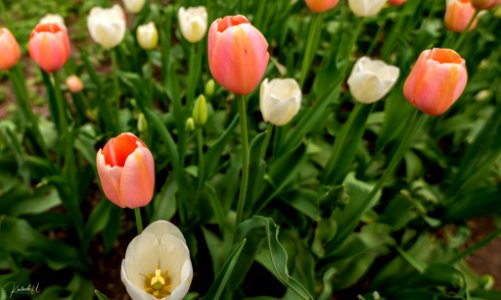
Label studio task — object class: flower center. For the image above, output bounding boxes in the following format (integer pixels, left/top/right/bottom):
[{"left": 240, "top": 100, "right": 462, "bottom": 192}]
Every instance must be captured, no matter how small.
[{"left": 144, "top": 268, "right": 172, "bottom": 299}]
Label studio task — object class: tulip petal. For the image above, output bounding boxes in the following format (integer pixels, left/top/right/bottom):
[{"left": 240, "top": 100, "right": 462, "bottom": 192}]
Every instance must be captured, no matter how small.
[
  {"left": 119, "top": 147, "right": 155, "bottom": 208},
  {"left": 144, "top": 220, "right": 187, "bottom": 245},
  {"left": 96, "top": 150, "right": 125, "bottom": 207},
  {"left": 159, "top": 235, "right": 193, "bottom": 299},
  {"left": 121, "top": 261, "right": 157, "bottom": 300}
]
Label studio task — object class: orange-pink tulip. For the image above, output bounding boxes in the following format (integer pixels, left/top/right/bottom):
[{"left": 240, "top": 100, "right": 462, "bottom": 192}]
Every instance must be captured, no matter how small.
[
  {"left": 208, "top": 15, "right": 269, "bottom": 95},
  {"left": 403, "top": 48, "right": 468, "bottom": 116},
  {"left": 305, "top": 0, "right": 339, "bottom": 12},
  {"left": 389, "top": 0, "right": 406, "bottom": 6},
  {"left": 0, "top": 28, "right": 21, "bottom": 70},
  {"left": 471, "top": 0, "right": 501, "bottom": 9},
  {"left": 96, "top": 133, "right": 155, "bottom": 208},
  {"left": 444, "top": 0, "right": 478, "bottom": 32},
  {"left": 66, "top": 75, "right": 84, "bottom": 93},
  {"left": 28, "top": 23, "right": 71, "bottom": 73}
]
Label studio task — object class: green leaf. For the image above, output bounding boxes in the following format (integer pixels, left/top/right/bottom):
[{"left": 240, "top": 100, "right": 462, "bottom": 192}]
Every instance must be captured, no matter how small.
[{"left": 94, "top": 289, "right": 110, "bottom": 300}]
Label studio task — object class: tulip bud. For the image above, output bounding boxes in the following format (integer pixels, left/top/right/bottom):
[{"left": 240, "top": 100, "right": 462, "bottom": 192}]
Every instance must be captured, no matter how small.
[
  {"left": 348, "top": 0, "right": 387, "bottom": 17},
  {"left": 178, "top": 6, "right": 208, "bottom": 43},
  {"left": 389, "top": 0, "right": 406, "bottom": 5},
  {"left": 403, "top": 48, "right": 468, "bottom": 116},
  {"left": 205, "top": 79, "right": 215, "bottom": 96},
  {"left": 123, "top": 0, "right": 144, "bottom": 14},
  {"left": 192, "top": 95, "right": 208, "bottom": 126},
  {"left": 185, "top": 118, "right": 195, "bottom": 132},
  {"left": 136, "top": 22, "right": 158, "bottom": 50},
  {"left": 121, "top": 220, "right": 193, "bottom": 300},
  {"left": 471, "top": 0, "right": 501, "bottom": 9},
  {"left": 66, "top": 75, "right": 83, "bottom": 93},
  {"left": 28, "top": 23, "right": 71, "bottom": 73},
  {"left": 260, "top": 78, "right": 302, "bottom": 126},
  {"left": 87, "top": 5, "right": 126, "bottom": 49},
  {"left": 0, "top": 28, "right": 21, "bottom": 71},
  {"left": 39, "top": 14, "right": 66, "bottom": 30},
  {"left": 347, "top": 57, "right": 400, "bottom": 104},
  {"left": 304, "top": 0, "right": 339, "bottom": 13},
  {"left": 208, "top": 15, "right": 270, "bottom": 95},
  {"left": 137, "top": 113, "right": 148, "bottom": 133},
  {"left": 445, "top": 0, "right": 478, "bottom": 32},
  {"left": 96, "top": 133, "right": 155, "bottom": 208}
]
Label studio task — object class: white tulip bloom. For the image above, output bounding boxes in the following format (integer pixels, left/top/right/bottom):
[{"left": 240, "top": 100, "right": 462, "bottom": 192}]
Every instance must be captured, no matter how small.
[
  {"left": 87, "top": 5, "right": 126, "bottom": 49},
  {"left": 348, "top": 0, "right": 387, "bottom": 17},
  {"left": 260, "top": 78, "right": 302, "bottom": 126},
  {"left": 121, "top": 220, "right": 193, "bottom": 300},
  {"left": 39, "top": 14, "right": 66, "bottom": 30},
  {"left": 347, "top": 57, "right": 400, "bottom": 104},
  {"left": 178, "top": 6, "right": 208, "bottom": 43},
  {"left": 123, "top": 0, "right": 145, "bottom": 14},
  {"left": 137, "top": 22, "right": 158, "bottom": 50}
]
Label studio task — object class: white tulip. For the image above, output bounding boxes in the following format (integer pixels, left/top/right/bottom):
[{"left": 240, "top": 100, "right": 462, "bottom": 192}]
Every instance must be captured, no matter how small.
[
  {"left": 347, "top": 57, "right": 400, "bottom": 104},
  {"left": 137, "top": 22, "right": 158, "bottom": 50},
  {"left": 178, "top": 6, "right": 208, "bottom": 43},
  {"left": 39, "top": 14, "right": 66, "bottom": 30},
  {"left": 121, "top": 220, "right": 193, "bottom": 300},
  {"left": 123, "top": 0, "right": 145, "bottom": 14},
  {"left": 348, "top": 0, "right": 387, "bottom": 17},
  {"left": 260, "top": 78, "right": 302, "bottom": 126},
  {"left": 87, "top": 5, "right": 126, "bottom": 49}
]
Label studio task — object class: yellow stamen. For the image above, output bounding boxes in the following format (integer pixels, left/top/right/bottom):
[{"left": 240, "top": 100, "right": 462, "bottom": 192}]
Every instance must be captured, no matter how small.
[{"left": 144, "top": 267, "right": 172, "bottom": 299}]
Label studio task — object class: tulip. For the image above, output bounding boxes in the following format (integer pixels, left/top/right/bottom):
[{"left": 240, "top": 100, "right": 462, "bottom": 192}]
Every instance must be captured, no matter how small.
[
  {"left": 121, "top": 220, "right": 193, "bottom": 300},
  {"left": 137, "top": 22, "right": 158, "bottom": 50},
  {"left": 87, "top": 5, "right": 126, "bottom": 49},
  {"left": 0, "top": 28, "right": 21, "bottom": 71},
  {"left": 348, "top": 0, "right": 386, "bottom": 17},
  {"left": 347, "top": 57, "right": 400, "bottom": 104},
  {"left": 96, "top": 133, "right": 155, "bottom": 208},
  {"left": 39, "top": 14, "right": 66, "bottom": 30},
  {"left": 389, "top": 0, "right": 406, "bottom": 5},
  {"left": 192, "top": 95, "right": 208, "bottom": 126},
  {"left": 471, "top": 0, "right": 501, "bottom": 9},
  {"left": 445, "top": 0, "right": 478, "bottom": 32},
  {"left": 28, "top": 23, "right": 71, "bottom": 73},
  {"left": 260, "top": 78, "right": 302, "bottom": 126},
  {"left": 123, "top": 0, "right": 145, "bottom": 14},
  {"left": 403, "top": 48, "right": 468, "bottom": 116},
  {"left": 178, "top": 6, "right": 208, "bottom": 43},
  {"left": 66, "top": 75, "right": 84, "bottom": 93},
  {"left": 304, "top": 0, "right": 339, "bottom": 13},
  {"left": 208, "top": 15, "right": 269, "bottom": 95}
]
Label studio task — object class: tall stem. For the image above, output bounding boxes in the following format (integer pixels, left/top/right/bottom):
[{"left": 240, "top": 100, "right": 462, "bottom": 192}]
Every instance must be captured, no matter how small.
[
  {"left": 299, "top": 13, "right": 322, "bottom": 89},
  {"left": 236, "top": 95, "right": 250, "bottom": 224},
  {"left": 196, "top": 128, "right": 205, "bottom": 190},
  {"left": 187, "top": 43, "right": 200, "bottom": 107},
  {"left": 111, "top": 49, "right": 120, "bottom": 122},
  {"left": 52, "top": 72, "right": 68, "bottom": 136},
  {"left": 134, "top": 207, "right": 143, "bottom": 234}
]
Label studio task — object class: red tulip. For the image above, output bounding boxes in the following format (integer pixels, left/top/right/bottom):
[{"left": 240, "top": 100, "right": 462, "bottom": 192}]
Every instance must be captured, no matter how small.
[
  {"left": 208, "top": 15, "right": 269, "bottom": 95},
  {"left": 28, "top": 23, "right": 71, "bottom": 73},
  {"left": 305, "top": 0, "right": 339, "bottom": 12},
  {"left": 403, "top": 48, "right": 468, "bottom": 116},
  {"left": 444, "top": 0, "right": 478, "bottom": 32},
  {"left": 0, "top": 28, "right": 21, "bottom": 70},
  {"left": 96, "top": 133, "right": 155, "bottom": 208}
]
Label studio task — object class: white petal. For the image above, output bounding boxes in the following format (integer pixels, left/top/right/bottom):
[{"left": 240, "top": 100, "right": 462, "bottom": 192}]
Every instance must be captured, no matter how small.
[
  {"left": 144, "top": 220, "right": 187, "bottom": 245},
  {"left": 121, "top": 260, "right": 157, "bottom": 300}
]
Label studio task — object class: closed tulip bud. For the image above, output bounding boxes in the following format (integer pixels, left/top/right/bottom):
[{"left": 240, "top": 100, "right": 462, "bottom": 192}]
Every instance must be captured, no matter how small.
[
  {"left": 0, "top": 28, "right": 21, "bottom": 71},
  {"left": 28, "top": 23, "right": 71, "bottom": 73},
  {"left": 260, "top": 78, "right": 302, "bottom": 126},
  {"left": 123, "top": 0, "right": 144, "bottom": 14},
  {"left": 185, "top": 118, "right": 195, "bottom": 132},
  {"left": 65, "top": 75, "right": 83, "bottom": 93},
  {"left": 205, "top": 79, "right": 215, "bottom": 96},
  {"left": 471, "top": 0, "right": 501, "bottom": 9},
  {"left": 445, "top": 0, "right": 478, "bottom": 32},
  {"left": 208, "top": 15, "right": 269, "bottom": 95},
  {"left": 305, "top": 0, "right": 339, "bottom": 13},
  {"left": 404, "top": 48, "right": 468, "bottom": 116},
  {"left": 192, "top": 95, "right": 208, "bottom": 126},
  {"left": 87, "top": 5, "right": 126, "bottom": 49},
  {"left": 121, "top": 220, "right": 193, "bottom": 300},
  {"left": 137, "top": 113, "right": 148, "bottom": 133},
  {"left": 389, "top": 0, "right": 406, "bottom": 5},
  {"left": 39, "top": 14, "right": 66, "bottom": 30},
  {"left": 348, "top": 0, "right": 387, "bottom": 17},
  {"left": 96, "top": 133, "right": 155, "bottom": 208},
  {"left": 178, "top": 6, "right": 208, "bottom": 43},
  {"left": 136, "top": 22, "right": 158, "bottom": 50},
  {"left": 347, "top": 57, "right": 400, "bottom": 104}
]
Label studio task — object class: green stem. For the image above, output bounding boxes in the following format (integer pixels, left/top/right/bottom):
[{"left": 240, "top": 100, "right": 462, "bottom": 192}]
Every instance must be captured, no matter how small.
[
  {"left": 236, "top": 95, "right": 250, "bottom": 224},
  {"left": 134, "top": 207, "right": 143, "bottom": 234},
  {"left": 196, "top": 128, "right": 205, "bottom": 190},
  {"left": 187, "top": 43, "right": 200, "bottom": 107},
  {"left": 260, "top": 124, "right": 274, "bottom": 160},
  {"left": 448, "top": 226, "right": 501, "bottom": 264},
  {"left": 111, "top": 49, "right": 120, "bottom": 120},
  {"left": 299, "top": 13, "right": 322, "bottom": 89},
  {"left": 453, "top": 10, "right": 479, "bottom": 50},
  {"left": 52, "top": 72, "right": 69, "bottom": 135}
]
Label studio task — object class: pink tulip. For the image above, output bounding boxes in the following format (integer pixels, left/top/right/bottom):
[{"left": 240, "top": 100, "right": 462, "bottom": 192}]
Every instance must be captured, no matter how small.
[
  {"left": 444, "top": 0, "right": 478, "bottom": 32},
  {"left": 470, "top": 0, "right": 501, "bottom": 9},
  {"left": 208, "top": 15, "right": 269, "bottom": 95},
  {"left": 403, "top": 48, "right": 468, "bottom": 116},
  {"left": 66, "top": 75, "right": 84, "bottom": 93},
  {"left": 389, "top": 0, "right": 406, "bottom": 6},
  {"left": 0, "top": 28, "right": 21, "bottom": 71},
  {"left": 305, "top": 0, "right": 339, "bottom": 12},
  {"left": 28, "top": 23, "right": 71, "bottom": 73},
  {"left": 96, "top": 133, "right": 155, "bottom": 208}
]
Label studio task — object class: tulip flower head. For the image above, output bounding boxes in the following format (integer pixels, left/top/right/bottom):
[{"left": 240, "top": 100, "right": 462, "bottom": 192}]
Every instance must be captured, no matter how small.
[
  {"left": 389, "top": 0, "right": 406, "bottom": 5},
  {"left": 121, "top": 220, "right": 193, "bottom": 300},
  {"left": 137, "top": 22, "right": 158, "bottom": 50},
  {"left": 348, "top": 0, "right": 387, "bottom": 17},
  {"left": 66, "top": 75, "right": 84, "bottom": 93},
  {"left": 96, "top": 133, "right": 155, "bottom": 208},
  {"left": 178, "top": 6, "right": 208, "bottom": 43},
  {"left": 208, "top": 15, "right": 270, "bottom": 95},
  {"left": 39, "top": 14, "right": 66, "bottom": 30},
  {"left": 304, "top": 0, "right": 340, "bottom": 13},
  {"left": 28, "top": 23, "right": 71, "bottom": 73},
  {"left": 403, "top": 48, "right": 468, "bottom": 116},
  {"left": 0, "top": 28, "right": 21, "bottom": 71},
  {"left": 87, "top": 5, "right": 126, "bottom": 49},
  {"left": 471, "top": 0, "right": 501, "bottom": 9},
  {"left": 347, "top": 57, "right": 400, "bottom": 104},
  {"left": 260, "top": 78, "right": 302, "bottom": 126},
  {"left": 445, "top": 0, "right": 478, "bottom": 32},
  {"left": 123, "top": 0, "right": 145, "bottom": 14}
]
